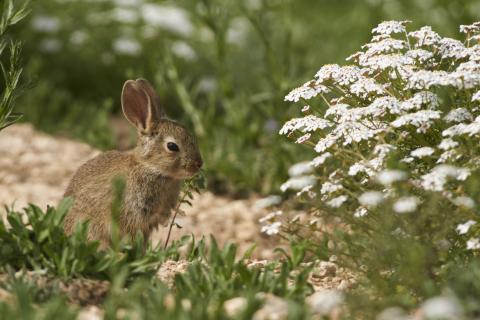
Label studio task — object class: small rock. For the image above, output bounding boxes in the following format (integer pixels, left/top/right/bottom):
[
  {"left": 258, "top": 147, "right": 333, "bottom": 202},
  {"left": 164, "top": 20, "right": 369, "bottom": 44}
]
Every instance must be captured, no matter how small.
[
  {"left": 306, "top": 290, "right": 344, "bottom": 316},
  {"left": 313, "top": 261, "right": 337, "bottom": 278},
  {"left": 77, "top": 306, "right": 103, "bottom": 320},
  {"left": 253, "top": 293, "right": 289, "bottom": 320},
  {"left": 224, "top": 297, "right": 247, "bottom": 317}
]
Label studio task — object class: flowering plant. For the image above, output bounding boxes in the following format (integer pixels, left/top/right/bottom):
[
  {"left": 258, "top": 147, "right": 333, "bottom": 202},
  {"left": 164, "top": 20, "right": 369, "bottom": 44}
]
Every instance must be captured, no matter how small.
[{"left": 261, "top": 21, "right": 480, "bottom": 308}]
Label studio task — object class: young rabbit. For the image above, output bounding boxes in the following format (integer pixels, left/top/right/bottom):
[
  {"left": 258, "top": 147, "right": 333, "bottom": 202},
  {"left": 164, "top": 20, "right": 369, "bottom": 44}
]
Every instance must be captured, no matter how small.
[{"left": 63, "top": 79, "right": 202, "bottom": 248}]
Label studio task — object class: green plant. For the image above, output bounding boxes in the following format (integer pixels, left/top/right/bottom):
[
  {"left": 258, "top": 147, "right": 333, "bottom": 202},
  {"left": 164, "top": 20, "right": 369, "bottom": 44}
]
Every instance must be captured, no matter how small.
[
  {"left": 0, "top": 0, "right": 29, "bottom": 130},
  {"left": 264, "top": 20, "right": 480, "bottom": 316}
]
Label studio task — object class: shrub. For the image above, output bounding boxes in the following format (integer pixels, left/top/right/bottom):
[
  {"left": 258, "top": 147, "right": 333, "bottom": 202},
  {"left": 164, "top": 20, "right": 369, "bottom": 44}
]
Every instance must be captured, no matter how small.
[
  {"left": 265, "top": 21, "right": 480, "bottom": 315},
  {"left": 0, "top": 0, "right": 29, "bottom": 131}
]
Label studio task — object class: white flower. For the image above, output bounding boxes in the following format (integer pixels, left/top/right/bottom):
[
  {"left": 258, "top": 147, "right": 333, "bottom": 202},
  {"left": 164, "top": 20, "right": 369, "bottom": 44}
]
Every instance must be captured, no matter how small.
[
  {"left": 321, "top": 181, "right": 343, "bottom": 195},
  {"left": 326, "top": 195, "right": 348, "bottom": 208},
  {"left": 171, "top": 41, "right": 197, "bottom": 60},
  {"left": 467, "top": 238, "right": 480, "bottom": 250},
  {"left": 406, "top": 49, "right": 434, "bottom": 63},
  {"left": 31, "top": 15, "right": 61, "bottom": 33},
  {"left": 306, "top": 290, "right": 344, "bottom": 315},
  {"left": 254, "top": 196, "right": 282, "bottom": 209},
  {"left": 460, "top": 22, "right": 480, "bottom": 34},
  {"left": 285, "top": 80, "right": 328, "bottom": 102},
  {"left": 438, "top": 138, "right": 459, "bottom": 150},
  {"left": 279, "top": 116, "right": 332, "bottom": 135},
  {"left": 453, "top": 197, "right": 475, "bottom": 209},
  {"left": 438, "top": 37, "right": 468, "bottom": 60},
  {"left": 420, "top": 296, "right": 463, "bottom": 319},
  {"left": 280, "top": 175, "right": 316, "bottom": 192},
  {"left": 472, "top": 90, "right": 480, "bottom": 102},
  {"left": 349, "top": 77, "right": 385, "bottom": 98},
  {"left": 391, "top": 110, "right": 441, "bottom": 133},
  {"left": 393, "top": 196, "right": 420, "bottom": 213},
  {"left": 421, "top": 165, "right": 470, "bottom": 191},
  {"left": 410, "top": 147, "right": 435, "bottom": 158},
  {"left": 39, "top": 38, "right": 61, "bottom": 53},
  {"left": 354, "top": 207, "right": 368, "bottom": 217},
  {"left": 310, "top": 153, "right": 332, "bottom": 167},
  {"left": 442, "top": 116, "right": 480, "bottom": 137},
  {"left": 372, "top": 20, "right": 410, "bottom": 35},
  {"left": 348, "top": 163, "right": 368, "bottom": 176},
  {"left": 259, "top": 210, "right": 283, "bottom": 223},
  {"left": 444, "top": 108, "right": 473, "bottom": 123},
  {"left": 376, "top": 170, "right": 407, "bottom": 185},
  {"left": 113, "top": 38, "right": 141, "bottom": 55},
  {"left": 408, "top": 26, "right": 442, "bottom": 47},
  {"left": 141, "top": 4, "right": 193, "bottom": 36},
  {"left": 358, "top": 191, "right": 384, "bottom": 207},
  {"left": 456, "top": 220, "right": 476, "bottom": 235},
  {"left": 295, "top": 133, "right": 311, "bottom": 144},
  {"left": 261, "top": 222, "right": 282, "bottom": 235},
  {"left": 288, "top": 161, "right": 314, "bottom": 177}
]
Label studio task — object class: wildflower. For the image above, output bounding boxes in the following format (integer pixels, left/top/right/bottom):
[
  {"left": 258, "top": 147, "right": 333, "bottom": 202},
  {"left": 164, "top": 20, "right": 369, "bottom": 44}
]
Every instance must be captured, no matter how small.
[
  {"left": 453, "top": 197, "right": 475, "bottom": 209},
  {"left": 321, "top": 181, "right": 343, "bottom": 195},
  {"left": 456, "top": 220, "right": 476, "bottom": 235},
  {"left": 410, "top": 147, "right": 435, "bottom": 158},
  {"left": 354, "top": 207, "right": 368, "bottom": 217},
  {"left": 438, "top": 38, "right": 468, "bottom": 59},
  {"left": 295, "top": 133, "right": 311, "bottom": 144},
  {"left": 472, "top": 90, "right": 480, "bottom": 102},
  {"left": 141, "top": 4, "right": 193, "bottom": 36},
  {"left": 171, "top": 41, "right": 197, "bottom": 60},
  {"left": 31, "top": 15, "right": 61, "bottom": 33},
  {"left": 348, "top": 163, "right": 368, "bottom": 176},
  {"left": 421, "top": 165, "right": 470, "bottom": 191},
  {"left": 393, "top": 196, "right": 419, "bottom": 213},
  {"left": 467, "top": 238, "right": 480, "bottom": 250},
  {"left": 326, "top": 195, "right": 348, "bottom": 208},
  {"left": 358, "top": 191, "right": 384, "bottom": 207},
  {"left": 288, "top": 161, "right": 314, "bottom": 177},
  {"left": 279, "top": 116, "right": 332, "bottom": 135},
  {"left": 460, "top": 22, "right": 480, "bottom": 34},
  {"left": 254, "top": 195, "right": 282, "bottom": 209},
  {"left": 408, "top": 26, "right": 442, "bottom": 47},
  {"left": 438, "top": 138, "right": 459, "bottom": 150},
  {"left": 376, "top": 170, "right": 407, "bottom": 185},
  {"left": 391, "top": 110, "right": 441, "bottom": 133},
  {"left": 280, "top": 175, "right": 316, "bottom": 192},
  {"left": 372, "top": 20, "right": 410, "bottom": 35},
  {"left": 444, "top": 108, "right": 473, "bottom": 123},
  {"left": 310, "top": 152, "right": 332, "bottom": 167},
  {"left": 258, "top": 211, "right": 283, "bottom": 223},
  {"left": 285, "top": 80, "right": 328, "bottom": 102},
  {"left": 113, "top": 38, "right": 142, "bottom": 55},
  {"left": 261, "top": 222, "right": 282, "bottom": 235}
]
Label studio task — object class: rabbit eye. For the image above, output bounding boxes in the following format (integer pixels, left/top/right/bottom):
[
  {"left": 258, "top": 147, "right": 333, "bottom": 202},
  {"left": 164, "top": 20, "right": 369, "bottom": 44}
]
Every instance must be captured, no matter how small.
[{"left": 167, "top": 142, "right": 180, "bottom": 152}]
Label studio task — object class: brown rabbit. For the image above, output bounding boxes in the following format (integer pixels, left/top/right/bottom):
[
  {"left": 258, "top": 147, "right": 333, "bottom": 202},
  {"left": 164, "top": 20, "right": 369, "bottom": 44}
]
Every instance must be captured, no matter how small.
[{"left": 63, "top": 79, "right": 202, "bottom": 248}]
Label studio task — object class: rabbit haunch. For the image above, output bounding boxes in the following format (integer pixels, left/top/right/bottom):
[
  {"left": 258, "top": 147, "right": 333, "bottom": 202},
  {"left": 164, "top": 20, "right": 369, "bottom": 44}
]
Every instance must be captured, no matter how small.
[{"left": 63, "top": 79, "right": 202, "bottom": 248}]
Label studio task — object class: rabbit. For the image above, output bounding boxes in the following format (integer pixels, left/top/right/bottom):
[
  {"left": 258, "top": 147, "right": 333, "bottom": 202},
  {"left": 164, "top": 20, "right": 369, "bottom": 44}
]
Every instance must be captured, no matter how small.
[{"left": 63, "top": 78, "right": 203, "bottom": 248}]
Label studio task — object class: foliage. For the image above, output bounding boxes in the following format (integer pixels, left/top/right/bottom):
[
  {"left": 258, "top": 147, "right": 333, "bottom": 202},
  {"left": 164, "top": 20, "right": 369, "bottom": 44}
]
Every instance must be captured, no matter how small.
[
  {"left": 0, "top": 0, "right": 29, "bottom": 131},
  {"left": 263, "top": 21, "right": 480, "bottom": 316},
  {"left": 10, "top": 0, "right": 478, "bottom": 193},
  {"left": 0, "top": 199, "right": 316, "bottom": 319}
]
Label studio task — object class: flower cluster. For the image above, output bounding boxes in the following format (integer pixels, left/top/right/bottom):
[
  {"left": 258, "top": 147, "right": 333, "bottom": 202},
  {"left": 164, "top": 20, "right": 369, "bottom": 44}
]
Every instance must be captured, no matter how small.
[{"left": 260, "top": 21, "right": 480, "bottom": 252}]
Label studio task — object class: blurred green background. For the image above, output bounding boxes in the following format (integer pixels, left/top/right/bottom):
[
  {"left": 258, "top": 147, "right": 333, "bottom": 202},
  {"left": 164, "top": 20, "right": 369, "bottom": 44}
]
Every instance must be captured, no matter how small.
[{"left": 10, "top": 0, "right": 479, "bottom": 195}]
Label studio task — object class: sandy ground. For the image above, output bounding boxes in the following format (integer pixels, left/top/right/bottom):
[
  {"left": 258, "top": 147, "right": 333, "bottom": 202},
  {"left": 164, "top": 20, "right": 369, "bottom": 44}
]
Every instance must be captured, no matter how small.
[{"left": 0, "top": 124, "right": 277, "bottom": 258}]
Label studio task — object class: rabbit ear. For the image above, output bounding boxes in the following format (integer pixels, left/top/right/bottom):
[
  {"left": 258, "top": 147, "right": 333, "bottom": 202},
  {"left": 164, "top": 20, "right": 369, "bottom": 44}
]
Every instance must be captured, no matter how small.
[
  {"left": 135, "top": 78, "right": 166, "bottom": 119},
  {"left": 121, "top": 80, "right": 156, "bottom": 133}
]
